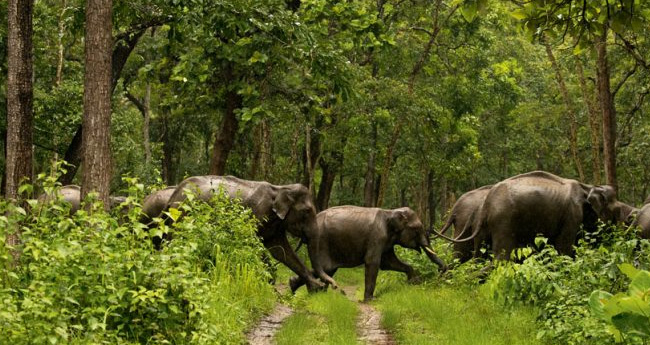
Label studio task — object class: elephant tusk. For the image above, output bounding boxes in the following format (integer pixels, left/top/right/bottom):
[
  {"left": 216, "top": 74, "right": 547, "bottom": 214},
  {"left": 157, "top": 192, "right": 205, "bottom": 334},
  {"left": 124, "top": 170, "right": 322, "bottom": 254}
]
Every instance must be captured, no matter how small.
[{"left": 424, "top": 246, "right": 437, "bottom": 256}]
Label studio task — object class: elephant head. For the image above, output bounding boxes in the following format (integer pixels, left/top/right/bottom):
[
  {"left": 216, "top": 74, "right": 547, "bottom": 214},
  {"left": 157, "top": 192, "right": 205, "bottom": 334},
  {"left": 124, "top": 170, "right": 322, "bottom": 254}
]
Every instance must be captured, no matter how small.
[
  {"left": 389, "top": 207, "right": 447, "bottom": 271},
  {"left": 270, "top": 184, "right": 318, "bottom": 241},
  {"left": 587, "top": 185, "right": 637, "bottom": 225}
]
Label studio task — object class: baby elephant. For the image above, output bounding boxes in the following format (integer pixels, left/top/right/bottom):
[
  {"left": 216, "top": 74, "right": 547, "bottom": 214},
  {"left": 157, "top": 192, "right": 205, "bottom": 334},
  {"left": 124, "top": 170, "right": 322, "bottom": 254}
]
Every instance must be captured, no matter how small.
[{"left": 290, "top": 206, "right": 447, "bottom": 301}]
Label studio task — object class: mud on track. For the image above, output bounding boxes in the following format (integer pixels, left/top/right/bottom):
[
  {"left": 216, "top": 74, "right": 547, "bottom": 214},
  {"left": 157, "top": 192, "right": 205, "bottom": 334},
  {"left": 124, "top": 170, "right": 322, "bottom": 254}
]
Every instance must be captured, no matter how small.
[
  {"left": 245, "top": 304, "right": 293, "bottom": 345},
  {"left": 342, "top": 286, "right": 396, "bottom": 345}
]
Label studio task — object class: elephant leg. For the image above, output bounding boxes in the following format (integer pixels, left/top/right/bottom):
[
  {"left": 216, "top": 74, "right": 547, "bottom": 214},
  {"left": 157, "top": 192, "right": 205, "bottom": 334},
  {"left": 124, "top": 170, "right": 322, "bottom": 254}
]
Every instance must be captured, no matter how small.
[
  {"left": 307, "top": 243, "right": 339, "bottom": 289},
  {"left": 289, "top": 268, "right": 338, "bottom": 294},
  {"left": 492, "top": 231, "right": 516, "bottom": 261},
  {"left": 554, "top": 220, "right": 579, "bottom": 257},
  {"left": 363, "top": 261, "right": 380, "bottom": 302},
  {"left": 380, "top": 249, "right": 418, "bottom": 281},
  {"left": 263, "top": 233, "right": 324, "bottom": 292}
]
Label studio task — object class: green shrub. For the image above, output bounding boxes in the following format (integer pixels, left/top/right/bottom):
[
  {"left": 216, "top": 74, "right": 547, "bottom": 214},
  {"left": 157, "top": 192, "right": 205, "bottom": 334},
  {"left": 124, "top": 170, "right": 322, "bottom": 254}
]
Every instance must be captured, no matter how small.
[
  {"left": 0, "top": 180, "right": 275, "bottom": 344},
  {"left": 590, "top": 264, "right": 650, "bottom": 343},
  {"left": 486, "top": 225, "right": 650, "bottom": 345}
]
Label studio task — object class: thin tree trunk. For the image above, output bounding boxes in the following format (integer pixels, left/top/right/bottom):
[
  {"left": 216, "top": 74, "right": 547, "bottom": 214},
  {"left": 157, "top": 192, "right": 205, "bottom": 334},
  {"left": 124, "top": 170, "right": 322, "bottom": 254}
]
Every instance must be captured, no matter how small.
[
  {"left": 575, "top": 56, "right": 602, "bottom": 184},
  {"left": 543, "top": 39, "right": 584, "bottom": 181},
  {"left": 55, "top": 0, "right": 67, "bottom": 87},
  {"left": 249, "top": 124, "right": 262, "bottom": 179},
  {"left": 595, "top": 30, "right": 617, "bottom": 191},
  {"left": 161, "top": 109, "right": 174, "bottom": 185},
  {"left": 426, "top": 170, "right": 437, "bottom": 230},
  {"left": 363, "top": 120, "right": 377, "bottom": 207},
  {"left": 376, "top": 122, "right": 401, "bottom": 207},
  {"left": 81, "top": 0, "right": 113, "bottom": 208},
  {"left": 260, "top": 119, "right": 272, "bottom": 180},
  {"left": 143, "top": 83, "right": 151, "bottom": 165}
]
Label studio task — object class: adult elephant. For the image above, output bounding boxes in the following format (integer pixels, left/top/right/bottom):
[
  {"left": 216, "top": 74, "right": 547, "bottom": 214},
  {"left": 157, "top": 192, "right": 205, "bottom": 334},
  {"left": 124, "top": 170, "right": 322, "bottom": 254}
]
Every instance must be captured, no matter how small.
[
  {"left": 633, "top": 201, "right": 650, "bottom": 239},
  {"left": 140, "top": 186, "right": 177, "bottom": 224},
  {"left": 434, "top": 185, "right": 492, "bottom": 263},
  {"left": 289, "top": 206, "right": 447, "bottom": 301},
  {"left": 38, "top": 185, "right": 126, "bottom": 214},
  {"left": 165, "top": 175, "right": 327, "bottom": 292},
  {"left": 445, "top": 171, "right": 634, "bottom": 260}
]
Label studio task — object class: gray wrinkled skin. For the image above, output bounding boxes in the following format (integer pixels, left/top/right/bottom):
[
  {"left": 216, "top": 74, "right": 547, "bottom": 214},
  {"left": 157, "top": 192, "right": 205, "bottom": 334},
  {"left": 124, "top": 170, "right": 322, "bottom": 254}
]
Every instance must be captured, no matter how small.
[{"left": 290, "top": 206, "right": 446, "bottom": 301}]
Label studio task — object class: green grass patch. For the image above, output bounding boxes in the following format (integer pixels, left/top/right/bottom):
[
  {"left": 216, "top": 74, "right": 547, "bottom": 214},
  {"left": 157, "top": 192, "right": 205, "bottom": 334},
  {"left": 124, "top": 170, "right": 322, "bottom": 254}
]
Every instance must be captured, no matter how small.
[
  {"left": 375, "top": 281, "right": 548, "bottom": 345},
  {"left": 275, "top": 289, "right": 360, "bottom": 345}
]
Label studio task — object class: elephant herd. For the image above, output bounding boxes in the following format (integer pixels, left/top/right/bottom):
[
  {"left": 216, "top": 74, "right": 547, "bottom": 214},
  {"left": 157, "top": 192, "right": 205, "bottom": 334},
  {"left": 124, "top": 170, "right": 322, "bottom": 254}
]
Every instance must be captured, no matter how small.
[
  {"left": 38, "top": 170, "right": 649, "bottom": 301},
  {"left": 435, "top": 170, "right": 648, "bottom": 262}
]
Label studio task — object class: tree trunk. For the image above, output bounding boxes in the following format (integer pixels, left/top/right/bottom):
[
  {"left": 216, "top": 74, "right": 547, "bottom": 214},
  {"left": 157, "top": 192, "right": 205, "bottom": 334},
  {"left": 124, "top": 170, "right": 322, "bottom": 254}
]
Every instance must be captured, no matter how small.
[
  {"left": 209, "top": 67, "right": 242, "bottom": 175},
  {"left": 575, "top": 56, "right": 602, "bottom": 185},
  {"left": 363, "top": 120, "right": 377, "bottom": 207},
  {"left": 316, "top": 160, "right": 336, "bottom": 212},
  {"left": 595, "top": 30, "right": 617, "bottom": 191},
  {"left": 60, "top": 27, "right": 147, "bottom": 185},
  {"left": 143, "top": 83, "right": 152, "bottom": 165},
  {"left": 6, "top": 0, "right": 34, "bottom": 201},
  {"left": 376, "top": 122, "right": 401, "bottom": 207},
  {"left": 81, "top": 0, "right": 113, "bottom": 208},
  {"left": 543, "top": 39, "right": 584, "bottom": 181},
  {"left": 55, "top": 0, "right": 67, "bottom": 87},
  {"left": 161, "top": 109, "right": 174, "bottom": 185},
  {"left": 426, "top": 170, "right": 437, "bottom": 231},
  {"left": 260, "top": 119, "right": 272, "bottom": 180},
  {"left": 6, "top": 0, "right": 34, "bottom": 262}
]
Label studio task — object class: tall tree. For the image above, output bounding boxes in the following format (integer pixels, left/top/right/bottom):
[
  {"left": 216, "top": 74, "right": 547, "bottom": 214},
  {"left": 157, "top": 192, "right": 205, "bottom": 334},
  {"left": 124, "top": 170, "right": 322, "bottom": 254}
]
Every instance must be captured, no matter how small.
[
  {"left": 81, "top": 0, "right": 112, "bottom": 207},
  {"left": 5, "top": 0, "right": 34, "bottom": 200}
]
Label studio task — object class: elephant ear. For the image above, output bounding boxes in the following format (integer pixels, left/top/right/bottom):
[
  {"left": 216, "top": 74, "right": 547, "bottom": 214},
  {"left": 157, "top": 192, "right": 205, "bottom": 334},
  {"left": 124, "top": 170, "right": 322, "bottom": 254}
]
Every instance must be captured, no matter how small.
[
  {"left": 587, "top": 185, "right": 617, "bottom": 219},
  {"left": 273, "top": 189, "right": 295, "bottom": 220},
  {"left": 388, "top": 208, "right": 409, "bottom": 234}
]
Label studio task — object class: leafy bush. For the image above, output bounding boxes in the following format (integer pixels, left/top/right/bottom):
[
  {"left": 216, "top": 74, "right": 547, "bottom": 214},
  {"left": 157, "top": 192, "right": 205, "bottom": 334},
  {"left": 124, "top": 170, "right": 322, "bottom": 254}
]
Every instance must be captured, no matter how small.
[
  {"left": 590, "top": 264, "right": 650, "bottom": 343},
  {"left": 0, "top": 179, "right": 275, "bottom": 344},
  {"left": 486, "top": 225, "right": 650, "bottom": 345}
]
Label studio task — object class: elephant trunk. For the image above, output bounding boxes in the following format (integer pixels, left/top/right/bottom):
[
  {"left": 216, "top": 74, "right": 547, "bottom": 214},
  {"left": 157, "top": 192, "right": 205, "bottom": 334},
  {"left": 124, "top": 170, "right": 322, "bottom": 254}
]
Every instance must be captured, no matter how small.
[{"left": 422, "top": 244, "right": 447, "bottom": 273}]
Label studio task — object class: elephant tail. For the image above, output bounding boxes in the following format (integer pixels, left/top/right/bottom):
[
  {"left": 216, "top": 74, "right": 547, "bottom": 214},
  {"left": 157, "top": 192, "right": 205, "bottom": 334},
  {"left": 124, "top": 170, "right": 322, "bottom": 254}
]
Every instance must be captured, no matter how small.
[
  {"left": 430, "top": 213, "right": 455, "bottom": 238},
  {"left": 431, "top": 211, "right": 482, "bottom": 244}
]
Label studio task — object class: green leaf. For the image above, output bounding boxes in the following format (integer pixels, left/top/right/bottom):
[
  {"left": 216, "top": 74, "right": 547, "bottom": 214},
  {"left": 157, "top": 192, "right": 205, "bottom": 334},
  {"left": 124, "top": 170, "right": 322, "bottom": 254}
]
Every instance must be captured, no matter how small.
[
  {"left": 168, "top": 207, "right": 181, "bottom": 222},
  {"left": 619, "top": 263, "right": 640, "bottom": 280},
  {"left": 629, "top": 271, "right": 650, "bottom": 297},
  {"left": 589, "top": 290, "right": 613, "bottom": 321},
  {"left": 611, "top": 312, "right": 650, "bottom": 338},
  {"left": 461, "top": 1, "right": 478, "bottom": 22}
]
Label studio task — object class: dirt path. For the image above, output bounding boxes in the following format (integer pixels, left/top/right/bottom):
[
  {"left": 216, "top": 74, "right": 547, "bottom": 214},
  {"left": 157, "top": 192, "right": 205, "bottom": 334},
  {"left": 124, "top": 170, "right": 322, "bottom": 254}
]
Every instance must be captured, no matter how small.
[
  {"left": 341, "top": 286, "right": 396, "bottom": 345},
  {"left": 245, "top": 303, "right": 293, "bottom": 345}
]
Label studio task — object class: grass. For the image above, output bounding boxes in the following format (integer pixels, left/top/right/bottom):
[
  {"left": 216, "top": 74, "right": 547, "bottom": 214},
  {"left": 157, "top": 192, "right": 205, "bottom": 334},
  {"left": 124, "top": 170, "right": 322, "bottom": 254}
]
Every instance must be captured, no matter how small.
[
  {"left": 274, "top": 289, "right": 360, "bottom": 345},
  {"left": 374, "top": 279, "right": 549, "bottom": 345}
]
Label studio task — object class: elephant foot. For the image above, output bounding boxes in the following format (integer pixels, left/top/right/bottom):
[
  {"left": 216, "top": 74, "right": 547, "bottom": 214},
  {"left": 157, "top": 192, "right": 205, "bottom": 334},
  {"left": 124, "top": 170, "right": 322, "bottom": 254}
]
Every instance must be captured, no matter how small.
[
  {"left": 289, "top": 276, "right": 301, "bottom": 293},
  {"left": 407, "top": 275, "right": 423, "bottom": 284},
  {"left": 305, "top": 279, "right": 326, "bottom": 293}
]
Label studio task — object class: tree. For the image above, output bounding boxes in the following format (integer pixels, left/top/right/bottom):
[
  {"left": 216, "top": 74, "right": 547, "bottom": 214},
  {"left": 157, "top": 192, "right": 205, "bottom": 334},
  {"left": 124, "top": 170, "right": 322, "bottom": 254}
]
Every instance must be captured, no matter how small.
[
  {"left": 81, "top": 0, "right": 112, "bottom": 207},
  {"left": 5, "top": 0, "right": 34, "bottom": 200}
]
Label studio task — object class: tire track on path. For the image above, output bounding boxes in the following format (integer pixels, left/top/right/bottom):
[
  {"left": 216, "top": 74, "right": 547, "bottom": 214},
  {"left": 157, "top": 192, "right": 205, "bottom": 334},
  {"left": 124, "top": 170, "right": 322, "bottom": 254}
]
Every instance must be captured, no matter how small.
[
  {"left": 341, "top": 286, "right": 396, "bottom": 345},
  {"left": 246, "top": 284, "right": 292, "bottom": 345}
]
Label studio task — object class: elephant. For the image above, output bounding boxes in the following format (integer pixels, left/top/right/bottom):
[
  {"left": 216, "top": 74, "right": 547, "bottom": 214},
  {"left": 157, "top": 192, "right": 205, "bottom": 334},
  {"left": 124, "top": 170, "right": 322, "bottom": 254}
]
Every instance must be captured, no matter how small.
[
  {"left": 164, "top": 175, "right": 327, "bottom": 292},
  {"left": 434, "top": 185, "right": 492, "bottom": 263},
  {"left": 140, "top": 186, "right": 177, "bottom": 224},
  {"left": 38, "top": 185, "right": 126, "bottom": 214},
  {"left": 288, "top": 206, "right": 447, "bottom": 301},
  {"left": 444, "top": 171, "right": 635, "bottom": 260},
  {"left": 633, "top": 202, "right": 650, "bottom": 238}
]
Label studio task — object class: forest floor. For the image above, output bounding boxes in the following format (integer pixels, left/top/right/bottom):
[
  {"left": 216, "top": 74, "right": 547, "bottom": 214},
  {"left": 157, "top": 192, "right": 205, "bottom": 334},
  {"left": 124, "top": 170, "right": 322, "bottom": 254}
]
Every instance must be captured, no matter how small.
[{"left": 246, "top": 267, "right": 547, "bottom": 345}]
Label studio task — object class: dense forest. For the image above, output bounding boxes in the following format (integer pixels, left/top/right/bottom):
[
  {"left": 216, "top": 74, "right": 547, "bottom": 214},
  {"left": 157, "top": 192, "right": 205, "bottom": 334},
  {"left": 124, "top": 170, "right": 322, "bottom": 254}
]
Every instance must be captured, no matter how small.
[
  {"left": 2, "top": 0, "right": 649, "bottom": 215},
  {"left": 3, "top": 0, "right": 650, "bottom": 344}
]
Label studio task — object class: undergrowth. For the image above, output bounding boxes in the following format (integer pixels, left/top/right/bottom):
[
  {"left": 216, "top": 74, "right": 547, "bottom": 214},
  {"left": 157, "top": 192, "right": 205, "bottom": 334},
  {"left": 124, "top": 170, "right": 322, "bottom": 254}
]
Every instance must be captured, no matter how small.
[{"left": 0, "top": 177, "right": 275, "bottom": 344}]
